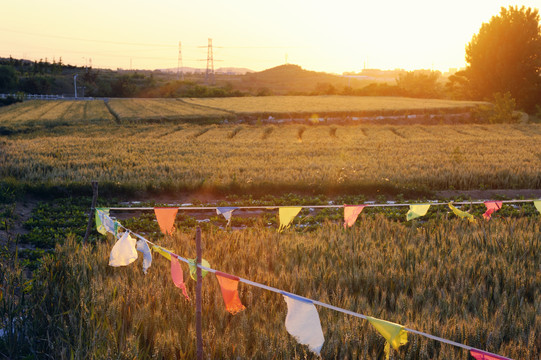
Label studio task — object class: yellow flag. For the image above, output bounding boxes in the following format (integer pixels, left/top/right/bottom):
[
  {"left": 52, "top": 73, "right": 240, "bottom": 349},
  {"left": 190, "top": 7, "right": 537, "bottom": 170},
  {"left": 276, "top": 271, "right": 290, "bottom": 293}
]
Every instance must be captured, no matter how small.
[
  {"left": 278, "top": 207, "right": 302, "bottom": 232},
  {"left": 367, "top": 316, "right": 408, "bottom": 359},
  {"left": 406, "top": 204, "right": 430, "bottom": 221},
  {"left": 152, "top": 246, "right": 173, "bottom": 261},
  {"left": 448, "top": 203, "right": 476, "bottom": 222},
  {"left": 534, "top": 200, "right": 541, "bottom": 213}
]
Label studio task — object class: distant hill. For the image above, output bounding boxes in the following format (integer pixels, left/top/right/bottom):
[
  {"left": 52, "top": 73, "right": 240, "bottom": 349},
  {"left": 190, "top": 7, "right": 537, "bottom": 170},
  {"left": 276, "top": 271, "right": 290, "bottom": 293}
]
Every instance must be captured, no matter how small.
[{"left": 236, "top": 64, "right": 375, "bottom": 95}]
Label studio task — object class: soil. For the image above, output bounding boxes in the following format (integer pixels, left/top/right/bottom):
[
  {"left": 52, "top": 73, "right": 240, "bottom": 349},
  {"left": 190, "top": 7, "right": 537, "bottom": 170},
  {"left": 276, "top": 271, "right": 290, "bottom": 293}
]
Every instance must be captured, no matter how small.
[{"left": 0, "top": 196, "right": 39, "bottom": 250}]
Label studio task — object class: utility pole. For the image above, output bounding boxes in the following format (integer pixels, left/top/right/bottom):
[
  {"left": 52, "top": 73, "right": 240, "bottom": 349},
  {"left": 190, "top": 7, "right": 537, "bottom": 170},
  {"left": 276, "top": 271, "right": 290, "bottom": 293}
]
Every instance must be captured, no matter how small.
[
  {"left": 177, "top": 41, "right": 184, "bottom": 81},
  {"left": 205, "top": 38, "right": 214, "bottom": 85},
  {"left": 73, "top": 74, "right": 78, "bottom": 98}
]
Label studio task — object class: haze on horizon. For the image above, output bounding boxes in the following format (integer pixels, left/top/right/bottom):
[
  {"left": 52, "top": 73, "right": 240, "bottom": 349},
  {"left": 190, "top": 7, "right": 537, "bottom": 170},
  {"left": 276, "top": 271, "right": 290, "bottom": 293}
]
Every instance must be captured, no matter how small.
[{"left": 1, "top": 0, "right": 539, "bottom": 74}]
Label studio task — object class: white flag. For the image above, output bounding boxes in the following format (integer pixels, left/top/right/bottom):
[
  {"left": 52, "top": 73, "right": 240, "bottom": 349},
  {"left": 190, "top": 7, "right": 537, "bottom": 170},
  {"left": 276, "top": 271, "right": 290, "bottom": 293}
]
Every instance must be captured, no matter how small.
[
  {"left": 109, "top": 232, "right": 138, "bottom": 267},
  {"left": 216, "top": 207, "right": 238, "bottom": 226},
  {"left": 136, "top": 239, "right": 152, "bottom": 274},
  {"left": 283, "top": 293, "right": 325, "bottom": 355}
]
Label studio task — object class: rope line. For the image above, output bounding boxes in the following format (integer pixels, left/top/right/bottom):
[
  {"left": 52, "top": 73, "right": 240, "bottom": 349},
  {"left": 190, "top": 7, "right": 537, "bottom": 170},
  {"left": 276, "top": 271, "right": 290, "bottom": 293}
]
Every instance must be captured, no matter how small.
[
  {"left": 113, "top": 222, "right": 514, "bottom": 360},
  {"left": 107, "top": 199, "right": 537, "bottom": 211}
]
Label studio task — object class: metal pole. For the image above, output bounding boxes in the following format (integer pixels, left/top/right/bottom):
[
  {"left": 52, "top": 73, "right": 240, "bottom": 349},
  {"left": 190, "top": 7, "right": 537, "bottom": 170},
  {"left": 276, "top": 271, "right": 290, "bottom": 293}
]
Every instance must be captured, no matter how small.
[
  {"left": 83, "top": 181, "right": 98, "bottom": 244},
  {"left": 195, "top": 227, "right": 203, "bottom": 360},
  {"left": 73, "top": 74, "right": 78, "bottom": 98}
]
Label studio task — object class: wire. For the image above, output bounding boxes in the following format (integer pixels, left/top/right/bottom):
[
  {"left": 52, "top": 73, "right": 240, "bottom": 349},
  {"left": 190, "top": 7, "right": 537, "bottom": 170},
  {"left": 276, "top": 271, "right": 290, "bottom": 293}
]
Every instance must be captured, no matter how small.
[
  {"left": 109, "top": 219, "right": 513, "bottom": 360},
  {"left": 107, "top": 199, "right": 537, "bottom": 211}
]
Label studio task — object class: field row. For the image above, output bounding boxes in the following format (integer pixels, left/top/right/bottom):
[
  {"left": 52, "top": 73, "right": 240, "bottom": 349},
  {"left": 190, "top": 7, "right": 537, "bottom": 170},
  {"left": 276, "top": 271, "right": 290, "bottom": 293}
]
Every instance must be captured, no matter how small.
[
  {"left": 0, "top": 96, "right": 485, "bottom": 126},
  {"left": 1, "top": 123, "right": 540, "bottom": 192},
  {"left": 0, "top": 100, "right": 115, "bottom": 125}
]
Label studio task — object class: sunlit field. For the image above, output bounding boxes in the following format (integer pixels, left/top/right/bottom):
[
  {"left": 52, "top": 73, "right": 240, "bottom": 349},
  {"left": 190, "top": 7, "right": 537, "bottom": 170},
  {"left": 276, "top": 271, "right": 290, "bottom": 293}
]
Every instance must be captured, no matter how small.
[
  {"left": 183, "top": 96, "right": 484, "bottom": 117},
  {"left": 1, "top": 122, "right": 540, "bottom": 193},
  {"left": 107, "top": 98, "right": 232, "bottom": 122},
  {"left": 0, "top": 100, "right": 115, "bottom": 125},
  {"left": 1, "top": 98, "right": 540, "bottom": 359},
  {"left": 4, "top": 216, "right": 539, "bottom": 359}
]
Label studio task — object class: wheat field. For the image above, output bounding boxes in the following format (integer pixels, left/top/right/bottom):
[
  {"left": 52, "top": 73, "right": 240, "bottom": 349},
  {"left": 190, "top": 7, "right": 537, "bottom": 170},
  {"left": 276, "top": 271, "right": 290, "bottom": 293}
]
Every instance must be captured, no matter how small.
[{"left": 1, "top": 123, "right": 540, "bottom": 192}]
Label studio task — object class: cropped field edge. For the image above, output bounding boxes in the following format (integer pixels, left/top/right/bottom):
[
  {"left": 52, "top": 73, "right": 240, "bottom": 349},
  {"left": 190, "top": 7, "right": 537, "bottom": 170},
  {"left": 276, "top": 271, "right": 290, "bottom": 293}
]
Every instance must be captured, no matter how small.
[{"left": 117, "top": 221, "right": 513, "bottom": 360}]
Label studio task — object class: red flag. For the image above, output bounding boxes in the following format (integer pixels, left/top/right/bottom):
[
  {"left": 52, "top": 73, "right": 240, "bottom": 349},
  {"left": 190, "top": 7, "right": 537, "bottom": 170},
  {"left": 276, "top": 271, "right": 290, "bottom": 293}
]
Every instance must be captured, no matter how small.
[
  {"left": 483, "top": 201, "right": 502, "bottom": 220},
  {"left": 154, "top": 208, "right": 178, "bottom": 235},
  {"left": 171, "top": 255, "right": 190, "bottom": 301},
  {"left": 216, "top": 271, "right": 245, "bottom": 315},
  {"left": 470, "top": 349, "right": 509, "bottom": 360}
]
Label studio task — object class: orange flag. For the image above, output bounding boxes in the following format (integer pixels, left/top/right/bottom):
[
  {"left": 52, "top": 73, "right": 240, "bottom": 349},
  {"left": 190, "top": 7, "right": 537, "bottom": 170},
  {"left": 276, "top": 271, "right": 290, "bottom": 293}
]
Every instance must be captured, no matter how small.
[
  {"left": 483, "top": 201, "right": 502, "bottom": 220},
  {"left": 216, "top": 271, "right": 246, "bottom": 315},
  {"left": 154, "top": 208, "right": 178, "bottom": 235},
  {"left": 171, "top": 255, "right": 190, "bottom": 301},
  {"left": 344, "top": 205, "right": 365, "bottom": 228}
]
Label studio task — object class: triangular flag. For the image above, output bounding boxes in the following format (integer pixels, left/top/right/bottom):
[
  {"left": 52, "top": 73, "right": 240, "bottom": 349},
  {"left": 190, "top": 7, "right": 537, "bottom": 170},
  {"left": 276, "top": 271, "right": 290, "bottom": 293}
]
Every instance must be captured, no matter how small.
[
  {"left": 95, "top": 208, "right": 108, "bottom": 235},
  {"left": 483, "top": 201, "right": 503, "bottom": 220},
  {"left": 171, "top": 255, "right": 190, "bottom": 301},
  {"left": 367, "top": 316, "right": 408, "bottom": 359},
  {"left": 406, "top": 204, "right": 430, "bottom": 221},
  {"left": 188, "top": 258, "right": 210, "bottom": 280},
  {"left": 154, "top": 207, "right": 178, "bottom": 235},
  {"left": 152, "top": 245, "right": 173, "bottom": 261},
  {"left": 96, "top": 208, "right": 116, "bottom": 235},
  {"left": 534, "top": 200, "right": 541, "bottom": 213},
  {"left": 278, "top": 207, "right": 302, "bottom": 232},
  {"left": 109, "top": 232, "right": 138, "bottom": 267},
  {"left": 344, "top": 205, "right": 365, "bottom": 228},
  {"left": 136, "top": 239, "right": 152, "bottom": 274},
  {"left": 283, "top": 293, "right": 325, "bottom": 355},
  {"left": 470, "top": 349, "right": 510, "bottom": 360},
  {"left": 216, "top": 207, "right": 238, "bottom": 226},
  {"left": 215, "top": 271, "right": 246, "bottom": 315},
  {"left": 449, "top": 203, "right": 476, "bottom": 223}
]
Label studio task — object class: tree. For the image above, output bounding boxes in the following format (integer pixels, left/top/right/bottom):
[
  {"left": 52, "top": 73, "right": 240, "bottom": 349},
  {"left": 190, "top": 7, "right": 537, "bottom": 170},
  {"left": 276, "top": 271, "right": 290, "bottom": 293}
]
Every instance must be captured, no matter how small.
[
  {"left": 464, "top": 6, "right": 541, "bottom": 112},
  {"left": 0, "top": 65, "right": 18, "bottom": 92},
  {"left": 396, "top": 70, "right": 442, "bottom": 98}
]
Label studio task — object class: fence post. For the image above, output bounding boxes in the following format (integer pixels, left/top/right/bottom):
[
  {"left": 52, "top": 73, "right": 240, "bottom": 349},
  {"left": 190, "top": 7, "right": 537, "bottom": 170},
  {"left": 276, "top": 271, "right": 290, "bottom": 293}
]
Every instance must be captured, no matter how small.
[
  {"left": 195, "top": 226, "right": 203, "bottom": 360},
  {"left": 83, "top": 181, "right": 98, "bottom": 245}
]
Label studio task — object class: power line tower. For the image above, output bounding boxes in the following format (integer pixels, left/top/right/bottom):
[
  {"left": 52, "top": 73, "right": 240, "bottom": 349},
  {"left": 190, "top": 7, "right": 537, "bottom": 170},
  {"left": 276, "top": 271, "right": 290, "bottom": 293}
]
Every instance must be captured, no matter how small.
[
  {"left": 177, "top": 41, "right": 184, "bottom": 81},
  {"left": 205, "top": 38, "right": 214, "bottom": 85}
]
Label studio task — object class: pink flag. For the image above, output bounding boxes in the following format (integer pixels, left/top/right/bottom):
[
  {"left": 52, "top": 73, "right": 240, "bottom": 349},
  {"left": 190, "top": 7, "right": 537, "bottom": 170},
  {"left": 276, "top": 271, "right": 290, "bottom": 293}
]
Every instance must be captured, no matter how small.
[
  {"left": 154, "top": 208, "right": 178, "bottom": 235},
  {"left": 470, "top": 349, "right": 510, "bottom": 360},
  {"left": 171, "top": 255, "right": 190, "bottom": 301},
  {"left": 344, "top": 205, "right": 365, "bottom": 228},
  {"left": 483, "top": 201, "right": 502, "bottom": 220}
]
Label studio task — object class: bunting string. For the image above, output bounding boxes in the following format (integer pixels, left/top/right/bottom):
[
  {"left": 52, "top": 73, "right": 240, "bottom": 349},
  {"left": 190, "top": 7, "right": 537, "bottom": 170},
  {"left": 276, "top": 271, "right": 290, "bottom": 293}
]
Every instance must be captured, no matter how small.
[
  {"left": 108, "top": 220, "right": 513, "bottom": 359},
  {"left": 106, "top": 198, "right": 537, "bottom": 211}
]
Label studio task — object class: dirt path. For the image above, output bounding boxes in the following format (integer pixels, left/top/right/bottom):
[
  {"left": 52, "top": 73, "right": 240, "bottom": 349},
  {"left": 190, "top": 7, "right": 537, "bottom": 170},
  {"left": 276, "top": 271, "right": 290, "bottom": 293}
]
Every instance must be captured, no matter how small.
[
  {"left": 435, "top": 189, "right": 541, "bottom": 200},
  {"left": 0, "top": 197, "right": 38, "bottom": 250}
]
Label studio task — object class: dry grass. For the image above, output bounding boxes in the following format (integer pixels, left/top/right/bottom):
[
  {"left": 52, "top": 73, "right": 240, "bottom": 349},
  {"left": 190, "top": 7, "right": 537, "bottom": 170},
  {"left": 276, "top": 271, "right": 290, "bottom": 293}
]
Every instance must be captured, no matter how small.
[{"left": 3, "top": 216, "right": 538, "bottom": 358}]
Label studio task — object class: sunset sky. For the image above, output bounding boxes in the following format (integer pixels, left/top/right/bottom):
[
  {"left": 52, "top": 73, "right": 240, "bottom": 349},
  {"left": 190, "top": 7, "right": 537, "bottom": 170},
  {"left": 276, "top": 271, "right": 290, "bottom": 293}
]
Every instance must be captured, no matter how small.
[{"left": 1, "top": 1, "right": 539, "bottom": 74}]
